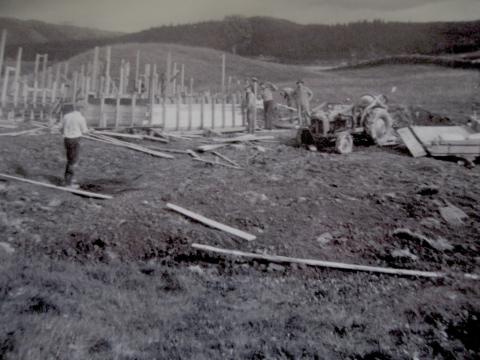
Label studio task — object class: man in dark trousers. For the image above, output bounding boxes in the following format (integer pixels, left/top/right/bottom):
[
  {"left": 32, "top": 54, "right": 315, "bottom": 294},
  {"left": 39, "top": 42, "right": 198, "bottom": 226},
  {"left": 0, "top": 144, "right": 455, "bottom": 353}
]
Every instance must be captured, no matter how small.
[
  {"left": 60, "top": 102, "right": 89, "bottom": 188},
  {"left": 259, "top": 81, "right": 278, "bottom": 130}
]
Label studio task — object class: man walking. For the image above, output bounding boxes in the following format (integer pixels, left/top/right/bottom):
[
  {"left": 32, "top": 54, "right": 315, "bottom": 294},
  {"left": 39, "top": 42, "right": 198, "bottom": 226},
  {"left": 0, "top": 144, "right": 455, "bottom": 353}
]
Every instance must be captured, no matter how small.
[
  {"left": 259, "top": 81, "right": 278, "bottom": 130},
  {"left": 61, "top": 102, "right": 89, "bottom": 188}
]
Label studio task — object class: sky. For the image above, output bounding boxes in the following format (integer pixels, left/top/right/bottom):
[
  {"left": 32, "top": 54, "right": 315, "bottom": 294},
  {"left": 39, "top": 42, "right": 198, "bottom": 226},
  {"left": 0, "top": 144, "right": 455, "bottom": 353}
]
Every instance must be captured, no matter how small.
[{"left": 0, "top": 0, "right": 479, "bottom": 32}]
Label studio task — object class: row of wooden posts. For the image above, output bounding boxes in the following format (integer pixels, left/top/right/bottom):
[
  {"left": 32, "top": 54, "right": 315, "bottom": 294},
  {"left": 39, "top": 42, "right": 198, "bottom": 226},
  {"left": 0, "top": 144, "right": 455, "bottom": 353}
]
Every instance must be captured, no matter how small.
[{"left": 0, "top": 28, "right": 250, "bottom": 130}]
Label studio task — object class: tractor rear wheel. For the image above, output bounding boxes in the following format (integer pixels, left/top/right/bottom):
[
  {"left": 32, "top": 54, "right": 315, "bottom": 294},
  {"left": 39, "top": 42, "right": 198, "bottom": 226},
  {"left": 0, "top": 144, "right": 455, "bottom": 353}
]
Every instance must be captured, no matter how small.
[
  {"left": 365, "top": 108, "right": 393, "bottom": 145},
  {"left": 335, "top": 132, "right": 353, "bottom": 154}
]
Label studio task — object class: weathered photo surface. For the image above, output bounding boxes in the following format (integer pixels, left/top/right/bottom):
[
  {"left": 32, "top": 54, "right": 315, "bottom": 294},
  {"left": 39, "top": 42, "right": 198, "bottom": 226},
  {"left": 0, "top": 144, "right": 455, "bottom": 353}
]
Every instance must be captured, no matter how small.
[{"left": 0, "top": 0, "right": 479, "bottom": 358}]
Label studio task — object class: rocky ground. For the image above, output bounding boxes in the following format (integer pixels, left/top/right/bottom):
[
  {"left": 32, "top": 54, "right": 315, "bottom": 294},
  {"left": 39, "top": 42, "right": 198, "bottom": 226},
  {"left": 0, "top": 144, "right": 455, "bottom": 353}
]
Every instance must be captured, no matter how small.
[{"left": 0, "top": 116, "right": 479, "bottom": 359}]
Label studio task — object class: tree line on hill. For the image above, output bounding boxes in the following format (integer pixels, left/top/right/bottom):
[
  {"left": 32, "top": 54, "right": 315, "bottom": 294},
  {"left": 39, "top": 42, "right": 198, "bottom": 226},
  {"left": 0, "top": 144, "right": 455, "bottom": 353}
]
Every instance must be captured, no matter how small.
[{"left": 4, "top": 16, "right": 480, "bottom": 63}]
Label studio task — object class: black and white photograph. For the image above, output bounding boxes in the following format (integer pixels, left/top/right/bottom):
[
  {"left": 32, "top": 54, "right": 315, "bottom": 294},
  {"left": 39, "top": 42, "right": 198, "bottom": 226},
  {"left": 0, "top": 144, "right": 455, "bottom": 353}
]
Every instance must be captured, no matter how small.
[{"left": 0, "top": 0, "right": 479, "bottom": 358}]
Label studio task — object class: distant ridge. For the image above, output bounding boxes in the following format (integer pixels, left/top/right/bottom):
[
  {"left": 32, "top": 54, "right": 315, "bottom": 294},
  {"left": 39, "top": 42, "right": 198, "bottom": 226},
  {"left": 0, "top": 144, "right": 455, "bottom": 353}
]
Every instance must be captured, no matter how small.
[
  {"left": 0, "top": 17, "right": 120, "bottom": 45},
  {"left": 3, "top": 16, "right": 480, "bottom": 63}
]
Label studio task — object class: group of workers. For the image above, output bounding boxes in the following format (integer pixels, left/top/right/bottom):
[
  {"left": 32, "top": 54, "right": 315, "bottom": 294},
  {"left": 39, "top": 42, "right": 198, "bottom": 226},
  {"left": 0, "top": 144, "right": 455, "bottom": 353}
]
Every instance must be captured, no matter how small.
[{"left": 244, "top": 77, "right": 313, "bottom": 132}]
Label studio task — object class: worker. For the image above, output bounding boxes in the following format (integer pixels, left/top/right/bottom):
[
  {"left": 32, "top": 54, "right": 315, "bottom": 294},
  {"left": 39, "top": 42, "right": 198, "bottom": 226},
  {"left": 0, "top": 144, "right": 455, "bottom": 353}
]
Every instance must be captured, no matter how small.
[
  {"left": 244, "top": 84, "right": 256, "bottom": 134},
  {"left": 61, "top": 101, "right": 89, "bottom": 188},
  {"left": 280, "top": 87, "right": 295, "bottom": 108},
  {"left": 294, "top": 80, "right": 313, "bottom": 125},
  {"left": 259, "top": 81, "right": 278, "bottom": 130}
]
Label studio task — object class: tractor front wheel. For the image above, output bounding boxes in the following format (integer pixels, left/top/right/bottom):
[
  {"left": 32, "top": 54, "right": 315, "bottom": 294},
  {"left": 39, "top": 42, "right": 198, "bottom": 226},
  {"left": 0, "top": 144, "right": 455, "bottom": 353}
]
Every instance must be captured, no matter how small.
[
  {"left": 335, "top": 132, "right": 353, "bottom": 154},
  {"left": 365, "top": 108, "right": 394, "bottom": 145}
]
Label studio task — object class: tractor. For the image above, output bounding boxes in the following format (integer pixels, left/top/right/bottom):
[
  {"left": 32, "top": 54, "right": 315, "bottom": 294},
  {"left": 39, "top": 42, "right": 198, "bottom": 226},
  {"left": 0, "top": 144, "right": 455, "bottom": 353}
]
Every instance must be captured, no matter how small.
[{"left": 296, "top": 94, "right": 395, "bottom": 154}]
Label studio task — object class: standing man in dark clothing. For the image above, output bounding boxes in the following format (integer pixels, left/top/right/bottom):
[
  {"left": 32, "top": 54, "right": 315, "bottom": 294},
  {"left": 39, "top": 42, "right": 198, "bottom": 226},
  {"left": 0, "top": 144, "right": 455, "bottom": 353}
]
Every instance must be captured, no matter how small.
[
  {"left": 61, "top": 102, "right": 89, "bottom": 188},
  {"left": 259, "top": 81, "right": 278, "bottom": 130}
]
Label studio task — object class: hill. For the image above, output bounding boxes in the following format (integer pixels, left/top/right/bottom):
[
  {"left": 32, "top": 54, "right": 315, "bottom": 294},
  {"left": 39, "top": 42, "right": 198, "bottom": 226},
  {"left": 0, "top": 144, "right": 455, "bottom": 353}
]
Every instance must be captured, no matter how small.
[
  {"left": 0, "top": 17, "right": 120, "bottom": 44},
  {"left": 67, "top": 42, "right": 316, "bottom": 90},
  {"left": 4, "top": 16, "right": 480, "bottom": 64},
  {"left": 119, "top": 17, "right": 480, "bottom": 63}
]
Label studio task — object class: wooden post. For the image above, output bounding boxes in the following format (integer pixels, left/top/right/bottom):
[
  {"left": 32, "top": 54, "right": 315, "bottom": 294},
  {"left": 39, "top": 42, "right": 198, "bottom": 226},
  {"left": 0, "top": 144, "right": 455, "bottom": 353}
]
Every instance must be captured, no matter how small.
[
  {"left": 1, "top": 67, "right": 13, "bottom": 108},
  {"left": 33, "top": 54, "right": 40, "bottom": 89},
  {"left": 189, "top": 77, "right": 194, "bottom": 95},
  {"left": 72, "top": 71, "right": 78, "bottom": 104},
  {"left": 79, "top": 64, "right": 85, "bottom": 95},
  {"left": 92, "top": 46, "right": 99, "bottom": 92},
  {"left": 105, "top": 46, "right": 111, "bottom": 96},
  {"left": 54, "top": 63, "right": 61, "bottom": 98},
  {"left": 161, "top": 96, "right": 166, "bottom": 129},
  {"left": 0, "top": 30, "right": 6, "bottom": 83},
  {"left": 253, "top": 81, "right": 257, "bottom": 133},
  {"left": 115, "top": 93, "right": 120, "bottom": 129},
  {"left": 135, "top": 50, "right": 140, "bottom": 91},
  {"left": 124, "top": 61, "right": 130, "bottom": 94},
  {"left": 13, "top": 47, "right": 22, "bottom": 108},
  {"left": 221, "top": 54, "right": 226, "bottom": 95},
  {"left": 172, "top": 62, "right": 177, "bottom": 96},
  {"left": 211, "top": 96, "right": 216, "bottom": 129},
  {"left": 99, "top": 94, "right": 105, "bottom": 127},
  {"left": 41, "top": 54, "right": 48, "bottom": 90},
  {"left": 32, "top": 77, "right": 38, "bottom": 107},
  {"left": 144, "top": 64, "right": 151, "bottom": 98},
  {"left": 166, "top": 52, "right": 172, "bottom": 96},
  {"left": 181, "top": 64, "right": 185, "bottom": 93},
  {"left": 149, "top": 72, "right": 156, "bottom": 126},
  {"left": 63, "top": 61, "right": 69, "bottom": 81},
  {"left": 119, "top": 62, "right": 124, "bottom": 96},
  {"left": 232, "top": 93, "right": 236, "bottom": 127},
  {"left": 200, "top": 95, "right": 205, "bottom": 129},
  {"left": 187, "top": 95, "right": 192, "bottom": 130},
  {"left": 131, "top": 94, "right": 136, "bottom": 127},
  {"left": 84, "top": 77, "right": 90, "bottom": 100},
  {"left": 175, "top": 94, "right": 180, "bottom": 130}
]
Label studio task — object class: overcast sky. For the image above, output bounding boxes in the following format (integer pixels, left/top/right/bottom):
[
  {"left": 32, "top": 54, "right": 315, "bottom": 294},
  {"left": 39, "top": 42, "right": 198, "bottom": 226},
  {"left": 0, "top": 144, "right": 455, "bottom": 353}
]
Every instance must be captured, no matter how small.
[{"left": 1, "top": 0, "right": 479, "bottom": 32}]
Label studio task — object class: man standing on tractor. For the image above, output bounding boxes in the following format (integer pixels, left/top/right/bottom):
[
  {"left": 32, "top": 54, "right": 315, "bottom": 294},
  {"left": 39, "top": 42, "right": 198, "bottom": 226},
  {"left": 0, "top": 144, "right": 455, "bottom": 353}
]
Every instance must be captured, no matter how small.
[
  {"left": 259, "top": 81, "right": 278, "bottom": 130},
  {"left": 294, "top": 80, "right": 313, "bottom": 125}
]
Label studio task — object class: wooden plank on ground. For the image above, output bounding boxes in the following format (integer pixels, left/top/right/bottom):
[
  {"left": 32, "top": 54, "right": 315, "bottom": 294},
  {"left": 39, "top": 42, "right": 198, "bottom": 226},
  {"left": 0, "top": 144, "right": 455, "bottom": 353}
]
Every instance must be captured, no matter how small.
[
  {"left": 94, "top": 130, "right": 143, "bottom": 139},
  {"left": 397, "top": 127, "right": 427, "bottom": 158},
  {"left": 193, "top": 157, "right": 241, "bottom": 170},
  {"left": 191, "top": 243, "right": 445, "bottom": 278},
  {"left": 212, "top": 151, "right": 240, "bottom": 167},
  {"left": 142, "top": 135, "right": 169, "bottom": 143},
  {"left": 167, "top": 203, "right": 256, "bottom": 241},
  {"left": 212, "top": 134, "right": 274, "bottom": 143},
  {"left": 0, "top": 173, "right": 112, "bottom": 200},
  {"left": 0, "top": 128, "right": 43, "bottom": 136},
  {"left": 196, "top": 143, "right": 229, "bottom": 152}
]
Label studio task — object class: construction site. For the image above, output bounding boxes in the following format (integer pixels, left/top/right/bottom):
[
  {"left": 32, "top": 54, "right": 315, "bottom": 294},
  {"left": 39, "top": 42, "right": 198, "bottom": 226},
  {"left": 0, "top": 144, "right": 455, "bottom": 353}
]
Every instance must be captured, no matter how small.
[{"left": 0, "top": 10, "right": 480, "bottom": 360}]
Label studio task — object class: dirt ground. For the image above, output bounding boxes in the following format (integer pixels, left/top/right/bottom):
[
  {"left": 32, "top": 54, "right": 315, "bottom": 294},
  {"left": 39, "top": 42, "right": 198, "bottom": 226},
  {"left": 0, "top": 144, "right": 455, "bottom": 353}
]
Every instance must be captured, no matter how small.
[{"left": 0, "top": 107, "right": 479, "bottom": 359}]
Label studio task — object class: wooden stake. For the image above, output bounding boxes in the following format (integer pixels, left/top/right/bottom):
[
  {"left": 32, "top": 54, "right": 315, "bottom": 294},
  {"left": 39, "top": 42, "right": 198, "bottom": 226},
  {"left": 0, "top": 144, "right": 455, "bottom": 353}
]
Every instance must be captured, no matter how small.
[
  {"left": 99, "top": 94, "right": 105, "bottom": 127},
  {"left": 187, "top": 95, "right": 192, "bottom": 130},
  {"left": 135, "top": 50, "right": 140, "bottom": 91},
  {"left": 181, "top": 64, "right": 185, "bottom": 93},
  {"left": 1, "top": 67, "right": 13, "bottom": 108},
  {"left": 72, "top": 71, "right": 78, "bottom": 104},
  {"left": 211, "top": 96, "right": 216, "bottom": 129},
  {"left": 115, "top": 93, "right": 120, "bottom": 129},
  {"left": 175, "top": 94, "right": 180, "bottom": 130},
  {"left": 92, "top": 46, "right": 99, "bottom": 92},
  {"left": 13, "top": 47, "right": 22, "bottom": 108},
  {"left": 131, "top": 94, "right": 136, "bottom": 127},
  {"left": 221, "top": 53, "right": 226, "bottom": 95},
  {"left": 166, "top": 52, "right": 172, "bottom": 96},
  {"left": 172, "top": 62, "right": 177, "bottom": 96},
  {"left": 192, "top": 243, "right": 446, "bottom": 278},
  {"left": 105, "top": 46, "right": 111, "bottom": 95},
  {"left": 167, "top": 204, "right": 256, "bottom": 241},
  {"left": 0, "top": 29, "right": 6, "bottom": 83},
  {"left": 41, "top": 54, "right": 48, "bottom": 89},
  {"left": 200, "top": 95, "right": 205, "bottom": 129}
]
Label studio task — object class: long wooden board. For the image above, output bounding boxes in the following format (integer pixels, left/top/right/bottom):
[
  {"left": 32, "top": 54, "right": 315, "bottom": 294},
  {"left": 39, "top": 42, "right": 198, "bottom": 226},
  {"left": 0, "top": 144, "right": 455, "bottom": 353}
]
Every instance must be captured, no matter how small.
[
  {"left": 191, "top": 243, "right": 444, "bottom": 278},
  {"left": 0, "top": 173, "right": 113, "bottom": 200},
  {"left": 167, "top": 203, "right": 256, "bottom": 241}
]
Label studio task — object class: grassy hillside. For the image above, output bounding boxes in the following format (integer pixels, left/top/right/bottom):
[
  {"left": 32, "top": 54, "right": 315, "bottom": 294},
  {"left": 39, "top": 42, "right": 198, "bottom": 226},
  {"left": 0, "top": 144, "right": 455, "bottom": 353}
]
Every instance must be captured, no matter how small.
[
  {"left": 67, "top": 43, "right": 315, "bottom": 91},
  {"left": 0, "top": 17, "right": 119, "bottom": 44},
  {"left": 4, "top": 16, "right": 480, "bottom": 64}
]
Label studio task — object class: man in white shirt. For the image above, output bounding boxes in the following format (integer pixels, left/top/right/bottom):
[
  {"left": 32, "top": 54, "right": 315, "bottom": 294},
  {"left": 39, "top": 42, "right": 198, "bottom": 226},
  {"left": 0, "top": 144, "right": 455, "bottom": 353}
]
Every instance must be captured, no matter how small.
[
  {"left": 61, "top": 102, "right": 89, "bottom": 188},
  {"left": 259, "top": 81, "right": 278, "bottom": 130}
]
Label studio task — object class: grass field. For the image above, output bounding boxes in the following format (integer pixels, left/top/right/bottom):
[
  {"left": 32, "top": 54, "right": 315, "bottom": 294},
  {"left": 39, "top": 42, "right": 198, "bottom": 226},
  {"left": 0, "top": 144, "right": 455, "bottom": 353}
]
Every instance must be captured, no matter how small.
[{"left": 1, "top": 47, "right": 480, "bottom": 359}]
